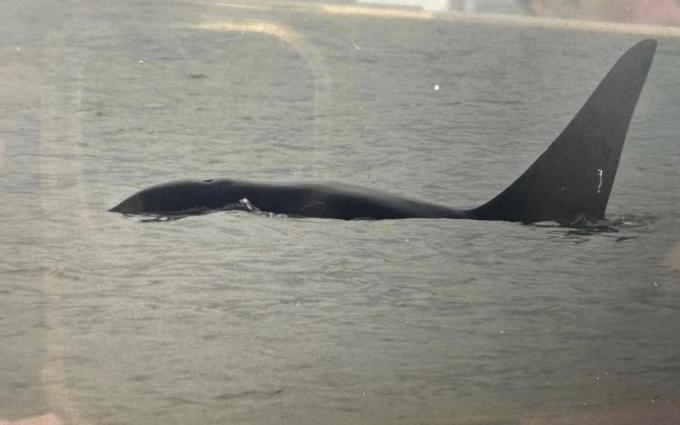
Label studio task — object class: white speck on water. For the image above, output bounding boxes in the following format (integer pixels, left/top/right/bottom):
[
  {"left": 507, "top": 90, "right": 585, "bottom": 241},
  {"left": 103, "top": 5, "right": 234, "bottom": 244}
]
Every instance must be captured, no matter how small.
[
  {"left": 433, "top": 84, "right": 440, "bottom": 91},
  {"left": 139, "top": 59, "right": 144, "bottom": 64}
]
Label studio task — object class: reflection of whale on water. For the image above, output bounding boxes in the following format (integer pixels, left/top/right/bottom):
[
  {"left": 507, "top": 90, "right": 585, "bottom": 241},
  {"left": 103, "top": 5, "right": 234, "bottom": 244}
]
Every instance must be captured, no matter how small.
[{"left": 110, "top": 40, "right": 657, "bottom": 224}]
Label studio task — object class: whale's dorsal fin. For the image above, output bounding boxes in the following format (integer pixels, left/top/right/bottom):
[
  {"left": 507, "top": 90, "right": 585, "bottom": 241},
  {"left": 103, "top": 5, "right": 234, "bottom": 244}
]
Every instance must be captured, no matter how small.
[{"left": 471, "top": 39, "right": 656, "bottom": 223}]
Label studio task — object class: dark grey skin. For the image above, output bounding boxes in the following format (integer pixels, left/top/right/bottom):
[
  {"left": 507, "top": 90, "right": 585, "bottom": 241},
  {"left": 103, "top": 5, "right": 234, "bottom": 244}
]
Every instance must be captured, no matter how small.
[
  {"left": 110, "top": 40, "right": 657, "bottom": 223},
  {"left": 110, "top": 179, "right": 470, "bottom": 219}
]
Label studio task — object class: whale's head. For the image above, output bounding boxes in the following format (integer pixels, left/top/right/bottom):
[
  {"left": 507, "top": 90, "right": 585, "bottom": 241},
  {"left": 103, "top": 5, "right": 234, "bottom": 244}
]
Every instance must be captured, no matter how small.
[
  {"left": 109, "top": 179, "right": 233, "bottom": 216},
  {"left": 109, "top": 192, "right": 144, "bottom": 214}
]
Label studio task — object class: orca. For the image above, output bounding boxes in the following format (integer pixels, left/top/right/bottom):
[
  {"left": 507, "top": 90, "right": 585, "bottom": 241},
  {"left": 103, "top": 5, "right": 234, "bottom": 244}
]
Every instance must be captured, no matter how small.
[{"left": 110, "top": 39, "right": 657, "bottom": 223}]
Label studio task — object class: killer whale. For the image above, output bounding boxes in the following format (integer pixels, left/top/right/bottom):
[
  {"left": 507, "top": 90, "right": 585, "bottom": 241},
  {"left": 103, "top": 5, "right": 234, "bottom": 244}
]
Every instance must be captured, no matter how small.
[{"left": 110, "top": 40, "right": 656, "bottom": 223}]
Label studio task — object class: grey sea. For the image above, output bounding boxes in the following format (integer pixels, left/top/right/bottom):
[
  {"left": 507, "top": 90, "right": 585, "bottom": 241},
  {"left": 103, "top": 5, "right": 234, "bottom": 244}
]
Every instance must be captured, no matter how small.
[{"left": 1, "top": 1, "right": 679, "bottom": 424}]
